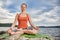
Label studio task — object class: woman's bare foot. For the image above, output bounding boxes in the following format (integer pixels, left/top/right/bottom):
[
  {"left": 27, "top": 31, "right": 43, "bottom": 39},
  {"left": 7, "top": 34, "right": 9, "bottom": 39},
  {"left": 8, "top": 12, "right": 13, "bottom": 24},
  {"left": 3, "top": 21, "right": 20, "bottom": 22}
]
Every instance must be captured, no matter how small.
[{"left": 10, "top": 32, "right": 15, "bottom": 35}]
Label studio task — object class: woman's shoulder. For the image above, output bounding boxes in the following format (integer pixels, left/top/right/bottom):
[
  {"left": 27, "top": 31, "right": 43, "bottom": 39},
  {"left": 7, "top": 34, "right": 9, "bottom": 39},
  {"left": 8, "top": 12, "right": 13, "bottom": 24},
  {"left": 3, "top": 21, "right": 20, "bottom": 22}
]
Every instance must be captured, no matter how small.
[
  {"left": 15, "top": 13, "right": 18, "bottom": 17},
  {"left": 15, "top": 13, "right": 20, "bottom": 18},
  {"left": 26, "top": 13, "right": 31, "bottom": 18}
]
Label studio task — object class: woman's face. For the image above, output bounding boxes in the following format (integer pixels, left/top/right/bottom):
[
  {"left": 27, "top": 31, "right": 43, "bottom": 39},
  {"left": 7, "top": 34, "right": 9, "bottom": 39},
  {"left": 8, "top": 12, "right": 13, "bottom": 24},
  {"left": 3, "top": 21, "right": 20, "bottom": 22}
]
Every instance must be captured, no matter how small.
[{"left": 21, "top": 5, "right": 27, "bottom": 11}]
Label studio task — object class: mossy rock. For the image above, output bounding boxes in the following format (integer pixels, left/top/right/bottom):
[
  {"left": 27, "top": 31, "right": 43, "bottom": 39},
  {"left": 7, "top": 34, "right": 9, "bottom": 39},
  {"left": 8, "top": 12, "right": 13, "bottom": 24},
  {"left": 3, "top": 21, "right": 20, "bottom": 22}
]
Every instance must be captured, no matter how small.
[
  {"left": 0, "top": 33, "right": 51, "bottom": 40},
  {"left": 22, "top": 33, "right": 51, "bottom": 40},
  {"left": 0, "top": 33, "right": 9, "bottom": 39}
]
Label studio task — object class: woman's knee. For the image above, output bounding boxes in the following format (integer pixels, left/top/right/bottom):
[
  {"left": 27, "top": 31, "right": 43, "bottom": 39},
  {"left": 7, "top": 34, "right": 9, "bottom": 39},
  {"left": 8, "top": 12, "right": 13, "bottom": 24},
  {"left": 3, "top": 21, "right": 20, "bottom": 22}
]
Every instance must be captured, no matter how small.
[
  {"left": 16, "top": 30, "right": 24, "bottom": 34},
  {"left": 32, "top": 31, "right": 37, "bottom": 34},
  {"left": 26, "top": 29, "right": 37, "bottom": 34},
  {"left": 7, "top": 28, "right": 12, "bottom": 33},
  {"left": 32, "top": 29, "right": 38, "bottom": 34},
  {"left": 20, "top": 30, "right": 24, "bottom": 34}
]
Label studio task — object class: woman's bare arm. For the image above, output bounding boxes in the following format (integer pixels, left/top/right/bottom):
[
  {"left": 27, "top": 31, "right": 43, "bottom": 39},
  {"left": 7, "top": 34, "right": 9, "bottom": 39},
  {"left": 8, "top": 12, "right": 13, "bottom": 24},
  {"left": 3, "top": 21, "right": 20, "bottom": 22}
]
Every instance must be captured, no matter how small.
[
  {"left": 10, "top": 13, "right": 18, "bottom": 29},
  {"left": 28, "top": 14, "right": 39, "bottom": 30}
]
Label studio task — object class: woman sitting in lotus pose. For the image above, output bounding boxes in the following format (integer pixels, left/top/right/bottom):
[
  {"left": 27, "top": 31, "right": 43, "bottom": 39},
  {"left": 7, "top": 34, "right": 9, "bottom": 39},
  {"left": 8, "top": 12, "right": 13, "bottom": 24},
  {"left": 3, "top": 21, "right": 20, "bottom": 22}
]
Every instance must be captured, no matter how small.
[{"left": 7, "top": 3, "right": 39, "bottom": 35}]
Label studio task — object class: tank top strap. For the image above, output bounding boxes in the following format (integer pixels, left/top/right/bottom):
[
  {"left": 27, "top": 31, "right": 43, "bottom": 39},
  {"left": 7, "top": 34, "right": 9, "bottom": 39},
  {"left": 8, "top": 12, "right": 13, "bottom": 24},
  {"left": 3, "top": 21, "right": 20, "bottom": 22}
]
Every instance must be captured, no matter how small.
[
  {"left": 18, "top": 13, "right": 21, "bottom": 17},
  {"left": 26, "top": 14, "right": 29, "bottom": 20},
  {"left": 17, "top": 13, "right": 19, "bottom": 18},
  {"left": 17, "top": 13, "right": 20, "bottom": 19},
  {"left": 26, "top": 14, "right": 28, "bottom": 18}
]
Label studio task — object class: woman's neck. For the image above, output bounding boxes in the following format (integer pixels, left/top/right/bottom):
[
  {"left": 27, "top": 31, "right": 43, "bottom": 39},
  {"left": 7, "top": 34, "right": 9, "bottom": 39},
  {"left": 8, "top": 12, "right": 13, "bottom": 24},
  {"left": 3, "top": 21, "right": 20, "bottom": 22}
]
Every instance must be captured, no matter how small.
[{"left": 21, "top": 11, "right": 26, "bottom": 14}]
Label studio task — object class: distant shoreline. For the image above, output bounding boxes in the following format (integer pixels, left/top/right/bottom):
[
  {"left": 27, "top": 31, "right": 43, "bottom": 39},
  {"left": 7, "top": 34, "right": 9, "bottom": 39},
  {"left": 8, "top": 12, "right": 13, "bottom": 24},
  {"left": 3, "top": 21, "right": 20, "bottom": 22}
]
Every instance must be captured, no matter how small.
[{"left": 0, "top": 23, "right": 60, "bottom": 28}]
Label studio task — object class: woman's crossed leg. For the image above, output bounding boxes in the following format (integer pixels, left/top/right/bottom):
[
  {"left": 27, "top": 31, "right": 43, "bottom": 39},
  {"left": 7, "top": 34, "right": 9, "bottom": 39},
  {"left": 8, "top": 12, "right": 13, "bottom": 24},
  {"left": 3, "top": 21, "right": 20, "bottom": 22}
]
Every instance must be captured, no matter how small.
[{"left": 7, "top": 28, "right": 38, "bottom": 36}]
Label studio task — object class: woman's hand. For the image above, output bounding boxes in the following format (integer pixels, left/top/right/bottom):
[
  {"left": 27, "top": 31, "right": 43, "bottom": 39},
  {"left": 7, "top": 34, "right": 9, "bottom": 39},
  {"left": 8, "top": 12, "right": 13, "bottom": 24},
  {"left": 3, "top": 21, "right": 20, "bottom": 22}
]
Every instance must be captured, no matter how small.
[
  {"left": 34, "top": 26, "right": 39, "bottom": 30},
  {"left": 10, "top": 27, "right": 14, "bottom": 30},
  {"left": 17, "top": 28, "right": 22, "bottom": 31}
]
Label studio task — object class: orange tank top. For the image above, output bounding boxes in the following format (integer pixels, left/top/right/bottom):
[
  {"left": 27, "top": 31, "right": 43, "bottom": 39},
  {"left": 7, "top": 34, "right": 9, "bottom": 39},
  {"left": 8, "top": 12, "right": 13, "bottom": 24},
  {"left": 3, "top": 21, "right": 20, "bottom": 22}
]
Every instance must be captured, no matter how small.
[{"left": 17, "top": 14, "right": 29, "bottom": 29}]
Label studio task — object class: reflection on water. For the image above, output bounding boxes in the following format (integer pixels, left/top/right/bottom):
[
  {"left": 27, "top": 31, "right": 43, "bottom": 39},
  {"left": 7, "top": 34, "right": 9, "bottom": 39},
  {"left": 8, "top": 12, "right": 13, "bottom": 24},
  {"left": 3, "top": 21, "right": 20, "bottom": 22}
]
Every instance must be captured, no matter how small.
[{"left": 0, "top": 27, "right": 60, "bottom": 40}]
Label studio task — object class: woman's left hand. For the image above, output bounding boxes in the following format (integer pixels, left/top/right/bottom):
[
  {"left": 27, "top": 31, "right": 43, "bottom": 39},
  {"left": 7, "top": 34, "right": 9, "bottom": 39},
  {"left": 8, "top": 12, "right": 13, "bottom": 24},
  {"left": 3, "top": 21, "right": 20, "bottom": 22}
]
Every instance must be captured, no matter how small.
[
  {"left": 34, "top": 27, "right": 39, "bottom": 30},
  {"left": 17, "top": 28, "right": 22, "bottom": 30}
]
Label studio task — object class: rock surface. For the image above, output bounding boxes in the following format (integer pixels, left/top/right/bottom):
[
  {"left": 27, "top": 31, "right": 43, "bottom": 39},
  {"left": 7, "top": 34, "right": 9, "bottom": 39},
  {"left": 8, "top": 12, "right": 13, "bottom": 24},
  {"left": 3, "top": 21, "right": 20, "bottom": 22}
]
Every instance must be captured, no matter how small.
[{"left": 0, "top": 31, "right": 54, "bottom": 40}]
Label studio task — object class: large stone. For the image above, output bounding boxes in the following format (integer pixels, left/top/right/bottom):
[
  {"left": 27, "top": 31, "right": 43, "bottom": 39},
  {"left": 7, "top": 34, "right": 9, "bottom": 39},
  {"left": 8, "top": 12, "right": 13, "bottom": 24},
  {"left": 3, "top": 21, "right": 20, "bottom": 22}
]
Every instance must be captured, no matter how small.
[
  {"left": 0, "top": 31, "right": 54, "bottom": 40},
  {"left": 5, "top": 33, "right": 54, "bottom": 40}
]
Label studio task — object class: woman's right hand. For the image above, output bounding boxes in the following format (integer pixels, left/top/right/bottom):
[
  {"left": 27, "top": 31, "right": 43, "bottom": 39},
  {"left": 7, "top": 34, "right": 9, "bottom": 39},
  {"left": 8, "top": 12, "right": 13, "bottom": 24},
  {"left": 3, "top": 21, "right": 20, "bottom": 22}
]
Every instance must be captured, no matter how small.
[
  {"left": 17, "top": 28, "right": 23, "bottom": 30},
  {"left": 10, "top": 27, "right": 14, "bottom": 30}
]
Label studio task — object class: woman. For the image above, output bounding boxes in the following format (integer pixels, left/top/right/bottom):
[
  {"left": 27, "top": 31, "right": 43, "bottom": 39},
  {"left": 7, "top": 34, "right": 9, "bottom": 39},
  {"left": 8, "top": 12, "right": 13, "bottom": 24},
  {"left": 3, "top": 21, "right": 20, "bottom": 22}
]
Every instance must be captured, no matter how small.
[{"left": 7, "top": 3, "right": 39, "bottom": 35}]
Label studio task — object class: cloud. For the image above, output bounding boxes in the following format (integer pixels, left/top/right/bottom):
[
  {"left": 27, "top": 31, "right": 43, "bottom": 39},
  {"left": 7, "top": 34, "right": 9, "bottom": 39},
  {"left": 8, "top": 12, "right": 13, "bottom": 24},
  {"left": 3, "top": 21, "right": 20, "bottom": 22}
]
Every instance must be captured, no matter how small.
[
  {"left": 26, "top": 0, "right": 58, "bottom": 9},
  {"left": 0, "top": 0, "right": 17, "bottom": 23},
  {"left": 0, "top": 7, "right": 16, "bottom": 23},
  {"left": 5, "top": 0, "right": 13, "bottom": 6},
  {"left": 26, "top": 6, "right": 60, "bottom": 26},
  {"left": 0, "top": 1, "right": 3, "bottom": 7},
  {"left": 28, "top": 9, "right": 42, "bottom": 15},
  {"left": 0, "top": 0, "right": 60, "bottom": 26},
  {"left": 30, "top": 6, "right": 60, "bottom": 26}
]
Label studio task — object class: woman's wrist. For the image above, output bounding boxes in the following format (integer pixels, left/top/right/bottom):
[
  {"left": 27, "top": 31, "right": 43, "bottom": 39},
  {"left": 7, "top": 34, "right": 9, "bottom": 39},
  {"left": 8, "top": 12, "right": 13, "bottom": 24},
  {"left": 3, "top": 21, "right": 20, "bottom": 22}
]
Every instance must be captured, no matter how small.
[
  {"left": 33, "top": 26, "right": 36, "bottom": 29},
  {"left": 33, "top": 26, "right": 39, "bottom": 30},
  {"left": 10, "top": 27, "right": 13, "bottom": 30}
]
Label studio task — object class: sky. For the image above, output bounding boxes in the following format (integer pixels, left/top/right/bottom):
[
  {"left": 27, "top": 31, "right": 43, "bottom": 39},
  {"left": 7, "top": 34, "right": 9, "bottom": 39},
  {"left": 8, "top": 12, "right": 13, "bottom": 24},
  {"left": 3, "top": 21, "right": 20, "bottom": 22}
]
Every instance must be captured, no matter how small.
[{"left": 0, "top": 0, "right": 60, "bottom": 26}]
